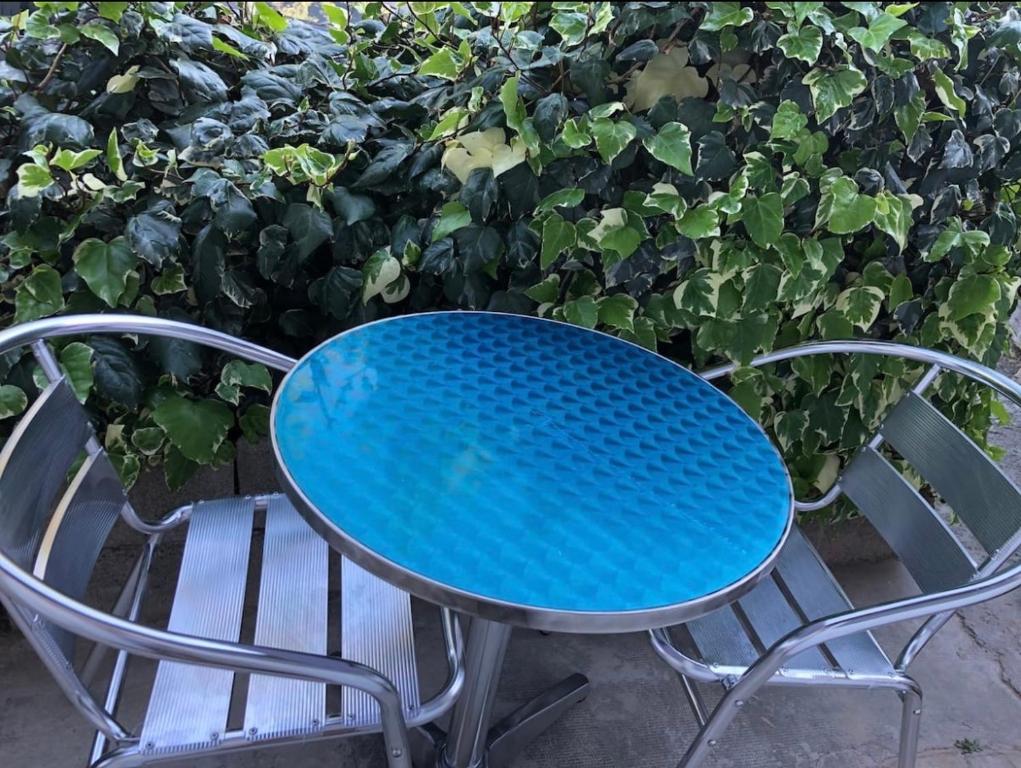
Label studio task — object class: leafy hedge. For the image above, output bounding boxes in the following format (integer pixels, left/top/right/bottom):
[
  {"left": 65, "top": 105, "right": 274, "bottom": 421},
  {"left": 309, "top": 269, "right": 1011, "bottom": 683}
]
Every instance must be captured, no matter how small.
[{"left": 1, "top": 2, "right": 1020, "bottom": 505}]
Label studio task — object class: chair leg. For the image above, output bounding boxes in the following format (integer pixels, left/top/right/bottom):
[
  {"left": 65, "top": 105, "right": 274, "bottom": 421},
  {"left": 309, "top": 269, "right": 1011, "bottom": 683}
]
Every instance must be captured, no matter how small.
[{"left": 897, "top": 680, "right": 923, "bottom": 768}]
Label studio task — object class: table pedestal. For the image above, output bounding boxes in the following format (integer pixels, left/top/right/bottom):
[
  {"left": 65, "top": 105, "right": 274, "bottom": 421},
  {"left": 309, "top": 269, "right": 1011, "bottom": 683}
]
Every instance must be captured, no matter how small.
[{"left": 412, "top": 618, "right": 589, "bottom": 768}]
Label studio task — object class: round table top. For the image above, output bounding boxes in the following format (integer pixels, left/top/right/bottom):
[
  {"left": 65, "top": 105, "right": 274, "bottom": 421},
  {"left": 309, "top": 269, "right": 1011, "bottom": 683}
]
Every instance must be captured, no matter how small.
[{"left": 271, "top": 311, "right": 793, "bottom": 633}]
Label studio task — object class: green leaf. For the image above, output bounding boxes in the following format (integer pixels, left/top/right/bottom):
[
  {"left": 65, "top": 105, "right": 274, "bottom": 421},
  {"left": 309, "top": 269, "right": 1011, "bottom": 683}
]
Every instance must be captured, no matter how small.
[
  {"left": 562, "top": 296, "right": 599, "bottom": 328},
  {"left": 600, "top": 224, "right": 643, "bottom": 260},
  {"left": 212, "top": 36, "right": 248, "bottom": 60},
  {"left": 91, "top": 337, "right": 143, "bottom": 407},
  {"left": 221, "top": 359, "right": 273, "bottom": 393},
  {"left": 551, "top": 11, "right": 588, "bottom": 45},
  {"left": 16, "top": 163, "right": 54, "bottom": 197},
  {"left": 73, "top": 237, "right": 137, "bottom": 307},
  {"left": 932, "top": 68, "right": 966, "bottom": 119},
  {"left": 927, "top": 218, "right": 990, "bottom": 262},
  {"left": 561, "top": 118, "right": 591, "bottom": 148},
  {"left": 803, "top": 66, "right": 868, "bottom": 121},
  {"left": 98, "top": 2, "right": 128, "bottom": 21},
  {"left": 460, "top": 168, "right": 499, "bottom": 222},
  {"left": 0, "top": 385, "right": 28, "bottom": 420},
  {"left": 701, "top": 2, "right": 755, "bottom": 31},
  {"left": 163, "top": 445, "right": 198, "bottom": 490},
  {"left": 362, "top": 248, "right": 402, "bottom": 302},
  {"left": 15, "top": 265, "right": 64, "bottom": 323},
  {"left": 673, "top": 268, "right": 721, "bottom": 316},
  {"left": 81, "top": 20, "right": 119, "bottom": 55},
  {"left": 835, "top": 285, "right": 885, "bottom": 330},
  {"left": 872, "top": 191, "right": 914, "bottom": 252},
  {"left": 676, "top": 206, "right": 720, "bottom": 239},
  {"left": 770, "top": 100, "right": 808, "bottom": 140},
  {"left": 25, "top": 11, "right": 60, "bottom": 39},
  {"left": 525, "top": 274, "right": 561, "bottom": 305},
  {"left": 741, "top": 193, "right": 784, "bottom": 248},
  {"left": 537, "top": 188, "right": 585, "bottom": 213},
  {"left": 327, "top": 187, "right": 376, "bottom": 226},
  {"left": 59, "top": 342, "right": 94, "bottom": 403},
  {"left": 153, "top": 394, "right": 234, "bottom": 464},
  {"left": 540, "top": 213, "right": 576, "bottom": 269},
  {"left": 131, "top": 427, "right": 165, "bottom": 456},
  {"left": 151, "top": 265, "right": 187, "bottom": 295},
  {"left": 419, "top": 47, "right": 464, "bottom": 80},
  {"left": 353, "top": 142, "right": 414, "bottom": 188},
  {"left": 110, "top": 452, "right": 141, "bottom": 488},
  {"left": 282, "top": 203, "right": 332, "bottom": 260},
  {"left": 598, "top": 294, "right": 639, "bottom": 332},
  {"left": 51, "top": 148, "right": 102, "bottom": 172},
  {"left": 777, "top": 23, "right": 823, "bottom": 63},
  {"left": 894, "top": 92, "right": 924, "bottom": 143},
  {"left": 946, "top": 275, "right": 1000, "bottom": 321},
  {"left": 847, "top": 12, "right": 907, "bottom": 52},
  {"left": 240, "top": 404, "right": 271, "bottom": 444},
  {"left": 815, "top": 176, "right": 875, "bottom": 234},
  {"left": 433, "top": 201, "right": 473, "bottom": 242},
  {"left": 590, "top": 118, "right": 637, "bottom": 163},
  {"left": 642, "top": 122, "right": 693, "bottom": 174},
  {"left": 888, "top": 273, "right": 914, "bottom": 308},
  {"left": 126, "top": 208, "right": 182, "bottom": 267},
  {"left": 252, "top": 1, "right": 288, "bottom": 32},
  {"left": 743, "top": 263, "right": 783, "bottom": 311}
]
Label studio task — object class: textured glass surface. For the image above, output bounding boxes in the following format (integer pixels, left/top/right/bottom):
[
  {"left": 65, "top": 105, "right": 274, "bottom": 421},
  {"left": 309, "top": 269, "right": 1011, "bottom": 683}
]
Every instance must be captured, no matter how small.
[{"left": 274, "top": 312, "right": 791, "bottom": 614}]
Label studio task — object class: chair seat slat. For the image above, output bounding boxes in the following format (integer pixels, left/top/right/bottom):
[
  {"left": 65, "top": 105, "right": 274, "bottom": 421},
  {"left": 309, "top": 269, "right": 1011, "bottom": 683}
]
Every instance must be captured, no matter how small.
[
  {"left": 244, "top": 496, "right": 328, "bottom": 741},
  {"left": 341, "top": 558, "right": 420, "bottom": 726},
  {"left": 140, "top": 498, "right": 255, "bottom": 754},
  {"left": 738, "top": 573, "right": 831, "bottom": 671},
  {"left": 841, "top": 446, "right": 976, "bottom": 593},
  {"left": 686, "top": 605, "right": 759, "bottom": 668},
  {"left": 774, "top": 527, "right": 892, "bottom": 676}
]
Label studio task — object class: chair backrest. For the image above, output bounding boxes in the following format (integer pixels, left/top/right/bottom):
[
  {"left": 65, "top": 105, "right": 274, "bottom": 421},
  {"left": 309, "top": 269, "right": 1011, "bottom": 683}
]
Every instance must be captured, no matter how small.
[
  {"left": 0, "top": 376, "right": 127, "bottom": 668},
  {"left": 839, "top": 376, "right": 1021, "bottom": 594}
]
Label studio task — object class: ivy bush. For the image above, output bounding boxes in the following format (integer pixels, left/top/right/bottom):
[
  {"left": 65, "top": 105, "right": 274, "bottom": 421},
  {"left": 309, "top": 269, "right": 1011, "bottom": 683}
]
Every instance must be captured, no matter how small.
[{"left": 1, "top": 1, "right": 1021, "bottom": 505}]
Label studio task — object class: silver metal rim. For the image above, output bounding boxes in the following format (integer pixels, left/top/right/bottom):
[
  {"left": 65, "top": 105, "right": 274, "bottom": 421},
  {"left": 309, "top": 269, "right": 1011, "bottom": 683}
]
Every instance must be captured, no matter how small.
[{"left": 270, "top": 310, "right": 795, "bottom": 634}]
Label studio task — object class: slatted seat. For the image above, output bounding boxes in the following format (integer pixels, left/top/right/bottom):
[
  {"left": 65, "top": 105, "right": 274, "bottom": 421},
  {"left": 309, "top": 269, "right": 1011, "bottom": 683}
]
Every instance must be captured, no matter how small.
[
  {"left": 139, "top": 495, "right": 421, "bottom": 755},
  {"left": 685, "top": 527, "right": 893, "bottom": 677},
  {"left": 0, "top": 317, "right": 463, "bottom": 768}
]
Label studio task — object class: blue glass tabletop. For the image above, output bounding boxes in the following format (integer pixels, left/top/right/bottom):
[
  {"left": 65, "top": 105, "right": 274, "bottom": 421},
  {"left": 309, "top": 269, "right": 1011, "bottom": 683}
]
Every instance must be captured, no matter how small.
[{"left": 272, "top": 312, "right": 792, "bottom": 631}]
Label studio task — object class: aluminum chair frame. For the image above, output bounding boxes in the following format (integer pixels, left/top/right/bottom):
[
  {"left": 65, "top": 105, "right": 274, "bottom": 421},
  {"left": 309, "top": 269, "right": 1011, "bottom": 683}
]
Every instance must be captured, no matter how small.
[
  {"left": 0, "top": 313, "right": 466, "bottom": 768},
  {"left": 649, "top": 339, "right": 1021, "bottom": 768}
]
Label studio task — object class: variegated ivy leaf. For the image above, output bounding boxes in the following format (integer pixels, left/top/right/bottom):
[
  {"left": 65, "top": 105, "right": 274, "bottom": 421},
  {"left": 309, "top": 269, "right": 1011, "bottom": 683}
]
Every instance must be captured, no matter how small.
[
  {"left": 835, "top": 285, "right": 885, "bottom": 330},
  {"left": 362, "top": 248, "right": 402, "bottom": 302},
  {"left": 441, "top": 128, "right": 526, "bottom": 184},
  {"left": 624, "top": 47, "right": 708, "bottom": 112},
  {"left": 803, "top": 66, "right": 867, "bottom": 121}
]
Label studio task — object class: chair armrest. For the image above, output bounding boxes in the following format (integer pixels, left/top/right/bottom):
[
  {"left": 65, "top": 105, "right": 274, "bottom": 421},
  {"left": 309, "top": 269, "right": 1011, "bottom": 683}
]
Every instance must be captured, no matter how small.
[
  {"left": 740, "top": 556, "right": 1021, "bottom": 692},
  {"left": 0, "top": 553, "right": 412, "bottom": 767}
]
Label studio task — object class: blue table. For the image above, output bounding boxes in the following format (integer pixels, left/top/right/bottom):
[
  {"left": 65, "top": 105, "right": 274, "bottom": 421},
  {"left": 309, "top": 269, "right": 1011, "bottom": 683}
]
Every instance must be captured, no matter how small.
[{"left": 272, "top": 311, "right": 793, "bottom": 768}]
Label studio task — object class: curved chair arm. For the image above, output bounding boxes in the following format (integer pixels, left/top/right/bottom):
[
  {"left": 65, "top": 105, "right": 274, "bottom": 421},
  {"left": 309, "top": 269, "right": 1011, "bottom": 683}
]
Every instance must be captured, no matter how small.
[
  {"left": 701, "top": 339, "right": 1021, "bottom": 409},
  {"left": 0, "top": 313, "right": 297, "bottom": 371},
  {"left": 0, "top": 550, "right": 413, "bottom": 768},
  {"left": 676, "top": 555, "right": 1021, "bottom": 766}
]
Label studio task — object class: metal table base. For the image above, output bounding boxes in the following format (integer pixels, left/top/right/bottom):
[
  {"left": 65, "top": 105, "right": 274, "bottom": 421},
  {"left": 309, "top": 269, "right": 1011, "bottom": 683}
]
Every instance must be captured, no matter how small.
[{"left": 412, "top": 618, "right": 590, "bottom": 768}]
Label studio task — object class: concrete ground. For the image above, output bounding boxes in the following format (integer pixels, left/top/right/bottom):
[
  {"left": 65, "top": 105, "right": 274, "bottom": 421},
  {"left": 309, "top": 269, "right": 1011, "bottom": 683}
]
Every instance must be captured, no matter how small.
[{"left": 3, "top": 379, "right": 1021, "bottom": 767}]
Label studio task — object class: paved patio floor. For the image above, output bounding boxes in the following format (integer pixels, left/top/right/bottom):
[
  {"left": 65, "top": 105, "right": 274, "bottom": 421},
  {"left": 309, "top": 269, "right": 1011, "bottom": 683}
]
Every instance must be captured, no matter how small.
[{"left": 4, "top": 369, "right": 1021, "bottom": 767}]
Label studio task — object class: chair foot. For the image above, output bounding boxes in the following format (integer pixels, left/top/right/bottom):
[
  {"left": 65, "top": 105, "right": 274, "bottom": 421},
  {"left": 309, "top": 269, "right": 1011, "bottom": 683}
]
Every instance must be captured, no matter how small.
[
  {"left": 485, "top": 673, "right": 590, "bottom": 768},
  {"left": 897, "top": 683, "right": 923, "bottom": 768}
]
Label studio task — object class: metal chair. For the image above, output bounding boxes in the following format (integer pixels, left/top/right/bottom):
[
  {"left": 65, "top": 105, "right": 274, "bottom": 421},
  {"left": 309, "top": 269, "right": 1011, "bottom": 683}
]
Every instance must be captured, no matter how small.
[
  {"left": 0, "top": 314, "right": 464, "bottom": 768},
  {"left": 649, "top": 340, "right": 1021, "bottom": 768}
]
